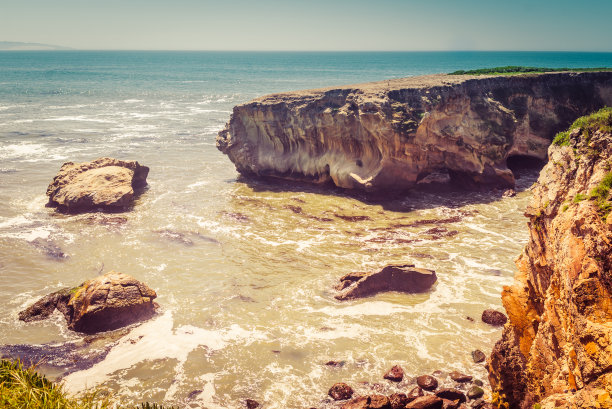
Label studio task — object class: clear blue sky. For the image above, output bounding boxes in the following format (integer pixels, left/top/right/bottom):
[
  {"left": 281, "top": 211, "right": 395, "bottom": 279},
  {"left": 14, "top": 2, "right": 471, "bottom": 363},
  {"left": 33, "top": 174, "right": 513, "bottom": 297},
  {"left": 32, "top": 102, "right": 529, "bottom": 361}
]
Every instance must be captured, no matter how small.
[{"left": 2, "top": 0, "right": 611, "bottom": 51}]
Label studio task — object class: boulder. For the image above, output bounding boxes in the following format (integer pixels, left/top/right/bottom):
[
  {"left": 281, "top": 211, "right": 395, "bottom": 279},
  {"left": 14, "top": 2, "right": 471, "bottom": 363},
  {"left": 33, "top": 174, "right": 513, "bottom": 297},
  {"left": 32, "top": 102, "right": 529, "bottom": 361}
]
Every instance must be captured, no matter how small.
[
  {"left": 481, "top": 309, "right": 507, "bottom": 326},
  {"left": 335, "top": 264, "right": 436, "bottom": 300},
  {"left": 389, "top": 393, "right": 409, "bottom": 409},
  {"left": 405, "top": 395, "right": 443, "bottom": 409},
  {"left": 46, "top": 157, "right": 149, "bottom": 213},
  {"left": 383, "top": 365, "right": 404, "bottom": 382},
  {"left": 341, "top": 395, "right": 390, "bottom": 409},
  {"left": 416, "top": 375, "right": 438, "bottom": 391},
  {"left": 407, "top": 386, "right": 424, "bottom": 401},
  {"left": 329, "top": 383, "right": 354, "bottom": 400},
  {"left": 466, "top": 386, "right": 484, "bottom": 400},
  {"left": 245, "top": 399, "right": 260, "bottom": 409},
  {"left": 19, "top": 271, "right": 157, "bottom": 333}
]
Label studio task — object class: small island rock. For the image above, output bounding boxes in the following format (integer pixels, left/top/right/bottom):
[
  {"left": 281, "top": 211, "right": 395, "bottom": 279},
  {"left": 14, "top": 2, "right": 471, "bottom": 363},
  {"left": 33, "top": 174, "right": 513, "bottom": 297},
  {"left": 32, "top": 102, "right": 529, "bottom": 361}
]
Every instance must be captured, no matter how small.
[
  {"left": 471, "top": 350, "right": 486, "bottom": 363},
  {"left": 329, "top": 383, "right": 354, "bottom": 401},
  {"left": 416, "top": 375, "right": 439, "bottom": 391},
  {"left": 481, "top": 309, "right": 508, "bottom": 326},
  {"left": 19, "top": 271, "right": 157, "bottom": 333},
  {"left": 383, "top": 365, "right": 404, "bottom": 382},
  {"left": 335, "top": 264, "right": 436, "bottom": 300},
  {"left": 46, "top": 157, "right": 149, "bottom": 213}
]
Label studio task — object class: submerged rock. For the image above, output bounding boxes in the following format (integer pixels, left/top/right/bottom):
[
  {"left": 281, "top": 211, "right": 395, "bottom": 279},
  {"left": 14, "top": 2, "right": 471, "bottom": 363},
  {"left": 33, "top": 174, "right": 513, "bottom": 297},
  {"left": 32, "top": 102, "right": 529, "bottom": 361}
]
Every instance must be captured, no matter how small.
[
  {"left": 471, "top": 350, "right": 486, "bottom": 363},
  {"left": 335, "top": 264, "right": 436, "bottom": 300},
  {"left": 46, "top": 157, "right": 149, "bottom": 213},
  {"left": 19, "top": 271, "right": 157, "bottom": 334}
]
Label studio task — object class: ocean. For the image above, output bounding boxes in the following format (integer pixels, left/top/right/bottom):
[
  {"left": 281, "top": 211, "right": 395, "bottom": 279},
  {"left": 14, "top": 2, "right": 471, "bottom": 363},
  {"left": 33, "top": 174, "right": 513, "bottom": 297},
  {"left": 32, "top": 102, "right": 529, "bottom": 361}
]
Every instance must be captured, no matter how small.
[{"left": 1, "top": 51, "right": 611, "bottom": 408}]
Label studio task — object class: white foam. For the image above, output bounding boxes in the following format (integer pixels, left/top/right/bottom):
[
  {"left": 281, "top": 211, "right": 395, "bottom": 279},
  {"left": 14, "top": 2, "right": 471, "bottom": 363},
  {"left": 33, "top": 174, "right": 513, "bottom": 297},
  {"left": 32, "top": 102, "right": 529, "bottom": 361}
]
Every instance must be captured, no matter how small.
[
  {"left": 62, "top": 311, "right": 265, "bottom": 394},
  {"left": 44, "top": 116, "right": 114, "bottom": 123}
]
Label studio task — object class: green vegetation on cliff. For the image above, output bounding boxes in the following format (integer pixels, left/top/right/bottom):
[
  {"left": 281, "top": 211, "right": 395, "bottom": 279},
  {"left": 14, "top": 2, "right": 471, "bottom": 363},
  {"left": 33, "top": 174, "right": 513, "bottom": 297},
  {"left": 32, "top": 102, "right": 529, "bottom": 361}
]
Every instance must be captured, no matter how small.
[
  {"left": 449, "top": 66, "right": 611, "bottom": 75},
  {"left": 553, "top": 106, "right": 612, "bottom": 146},
  {"left": 0, "top": 359, "right": 176, "bottom": 409}
]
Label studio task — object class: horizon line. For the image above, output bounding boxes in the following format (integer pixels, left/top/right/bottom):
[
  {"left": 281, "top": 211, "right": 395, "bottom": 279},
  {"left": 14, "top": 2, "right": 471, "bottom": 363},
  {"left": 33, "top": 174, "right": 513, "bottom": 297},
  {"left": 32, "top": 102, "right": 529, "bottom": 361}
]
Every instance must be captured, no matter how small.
[{"left": 2, "top": 48, "right": 612, "bottom": 53}]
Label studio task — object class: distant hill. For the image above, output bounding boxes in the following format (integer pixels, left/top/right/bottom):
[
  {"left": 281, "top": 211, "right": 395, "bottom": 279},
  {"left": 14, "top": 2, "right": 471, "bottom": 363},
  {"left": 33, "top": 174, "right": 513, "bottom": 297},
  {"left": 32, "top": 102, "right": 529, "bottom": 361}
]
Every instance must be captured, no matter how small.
[{"left": 0, "top": 41, "right": 71, "bottom": 50}]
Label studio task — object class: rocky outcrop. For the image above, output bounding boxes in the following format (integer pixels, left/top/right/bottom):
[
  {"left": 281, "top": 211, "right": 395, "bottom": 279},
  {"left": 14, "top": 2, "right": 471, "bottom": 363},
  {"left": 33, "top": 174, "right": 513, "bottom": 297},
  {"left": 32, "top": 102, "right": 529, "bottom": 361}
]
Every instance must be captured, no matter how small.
[
  {"left": 19, "top": 271, "right": 157, "bottom": 333},
  {"left": 217, "top": 72, "right": 612, "bottom": 192},
  {"left": 46, "top": 157, "right": 149, "bottom": 213},
  {"left": 488, "top": 109, "right": 612, "bottom": 408},
  {"left": 335, "top": 264, "right": 437, "bottom": 300}
]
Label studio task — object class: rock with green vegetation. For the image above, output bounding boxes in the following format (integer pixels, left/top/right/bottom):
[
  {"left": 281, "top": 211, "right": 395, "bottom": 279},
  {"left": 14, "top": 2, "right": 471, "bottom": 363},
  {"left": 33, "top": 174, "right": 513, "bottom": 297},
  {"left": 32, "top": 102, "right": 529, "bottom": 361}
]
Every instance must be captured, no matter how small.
[{"left": 19, "top": 271, "right": 158, "bottom": 334}]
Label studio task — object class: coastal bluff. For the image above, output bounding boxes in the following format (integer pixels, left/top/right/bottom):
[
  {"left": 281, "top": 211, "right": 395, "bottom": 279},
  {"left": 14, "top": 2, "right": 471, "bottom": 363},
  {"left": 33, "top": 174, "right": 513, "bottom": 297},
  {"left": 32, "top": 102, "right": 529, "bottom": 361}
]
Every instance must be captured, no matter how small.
[{"left": 217, "top": 72, "right": 612, "bottom": 191}]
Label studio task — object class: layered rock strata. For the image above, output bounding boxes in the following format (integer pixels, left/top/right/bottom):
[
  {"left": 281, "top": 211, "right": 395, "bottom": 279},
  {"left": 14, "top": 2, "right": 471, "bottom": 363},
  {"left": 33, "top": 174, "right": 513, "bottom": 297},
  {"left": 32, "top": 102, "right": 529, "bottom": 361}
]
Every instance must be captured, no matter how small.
[
  {"left": 217, "top": 72, "right": 612, "bottom": 192},
  {"left": 46, "top": 157, "right": 149, "bottom": 213},
  {"left": 488, "top": 111, "right": 612, "bottom": 408},
  {"left": 19, "top": 271, "right": 158, "bottom": 333}
]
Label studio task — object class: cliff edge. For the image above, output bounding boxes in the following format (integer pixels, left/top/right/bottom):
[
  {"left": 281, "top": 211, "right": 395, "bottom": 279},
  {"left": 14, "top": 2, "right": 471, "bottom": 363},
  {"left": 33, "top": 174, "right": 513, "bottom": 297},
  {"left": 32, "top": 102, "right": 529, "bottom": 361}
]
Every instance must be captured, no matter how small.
[
  {"left": 217, "top": 72, "right": 612, "bottom": 192},
  {"left": 488, "top": 108, "right": 612, "bottom": 409}
]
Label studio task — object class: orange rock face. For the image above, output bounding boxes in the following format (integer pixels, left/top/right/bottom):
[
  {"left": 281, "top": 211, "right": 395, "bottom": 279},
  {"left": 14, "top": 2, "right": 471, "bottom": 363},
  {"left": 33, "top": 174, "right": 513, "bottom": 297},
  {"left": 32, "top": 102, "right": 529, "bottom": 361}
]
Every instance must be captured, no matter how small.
[{"left": 488, "top": 123, "right": 612, "bottom": 408}]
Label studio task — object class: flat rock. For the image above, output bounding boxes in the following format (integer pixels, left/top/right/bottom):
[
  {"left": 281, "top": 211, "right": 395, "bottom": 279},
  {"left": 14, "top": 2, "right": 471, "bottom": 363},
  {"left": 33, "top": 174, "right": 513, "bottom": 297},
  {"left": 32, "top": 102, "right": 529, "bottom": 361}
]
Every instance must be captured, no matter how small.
[
  {"left": 481, "top": 309, "right": 508, "bottom": 326},
  {"left": 46, "top": 157, "right": 149, "bottom": 213},
  {"left": 449, "top": 371, "right": 472, "bottom": 383},
  {"left": 435, "top": 389, "right": 467, "bottom": 404},
  {"left": 19, "top": 271, "right": 157, "bottom": 334},
  {"left": 335, "top": 264, "right": 436, "bottom": 300},
  {"left": 383, "top": 365, "right": 404, "bottom": 382},
  {"left": 329, "top": 383, "right": 354, "bottom": 400},
  {"left": 341, "top": 395, "right": 390, "bottom": 409},
  {"left": 416, "top": 375, "right": 439, "bottom": 391}
]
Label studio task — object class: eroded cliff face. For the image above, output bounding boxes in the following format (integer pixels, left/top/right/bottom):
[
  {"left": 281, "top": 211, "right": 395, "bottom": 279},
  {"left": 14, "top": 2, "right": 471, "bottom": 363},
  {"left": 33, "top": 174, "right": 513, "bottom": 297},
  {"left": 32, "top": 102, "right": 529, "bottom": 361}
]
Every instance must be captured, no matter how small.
[
  {"left": 488, "top": 112, "right": 612, "bottom": 409},
  {"left": 217, "top": 72, "right": 612, "bottom": 191}
]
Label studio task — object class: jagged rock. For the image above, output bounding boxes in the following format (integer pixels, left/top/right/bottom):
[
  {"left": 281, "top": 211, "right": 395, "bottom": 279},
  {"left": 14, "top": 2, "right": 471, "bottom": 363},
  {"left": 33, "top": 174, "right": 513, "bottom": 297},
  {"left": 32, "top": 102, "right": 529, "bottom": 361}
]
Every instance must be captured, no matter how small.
[
  {"left": 488, "top": 111, "right": 612, "bottom": 408},
  {"left": 383, "top": 365, "right": 404, "bottom": 382},
  {"left": 416, "top": 375, "right": 438, "bottom": 391},
  {"left": 449, "top": 371, "right": 472, "bottom": 383},
  {"left": 471, "top": 350, "right": 486, "bottom": 363},
  {"left": 389, "top": 393, "right": 409, "bottom": 409},
  {"left": 405, "top": 395, "right": 444, "bottom": 409},
  {"left": 217, "top": 72, "right": 612, "bottom": 192},
  {"left": 335, "top": 264, "right": 436, "bottom": 300},
  {"left": 46, "top": 157, "right": 149, "bottom": 213},
  {"left": 328, "top": 383, "right": 354, "bottom": 400},
  {"left": 481, "top": 309, "right": 507, "bottom": 326},
  {"left": 407, "top": 386, "right": 425, "bottom": 401},
  {"left": 435, "top": 389, "right": 467, "bottom": 404},
  {"left": 19, "top": 271, "right": 157, "bottom": 333},
  {"left": 466, "top": 386, "right": 484, "bottom": 400}
]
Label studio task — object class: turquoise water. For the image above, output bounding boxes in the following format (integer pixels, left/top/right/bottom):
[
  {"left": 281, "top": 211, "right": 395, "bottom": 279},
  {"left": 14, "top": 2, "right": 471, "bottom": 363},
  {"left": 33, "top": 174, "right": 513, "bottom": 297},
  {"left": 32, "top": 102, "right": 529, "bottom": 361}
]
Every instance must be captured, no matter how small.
[{"left": 1, "top": 51, "right": 611, "bottom": 408}]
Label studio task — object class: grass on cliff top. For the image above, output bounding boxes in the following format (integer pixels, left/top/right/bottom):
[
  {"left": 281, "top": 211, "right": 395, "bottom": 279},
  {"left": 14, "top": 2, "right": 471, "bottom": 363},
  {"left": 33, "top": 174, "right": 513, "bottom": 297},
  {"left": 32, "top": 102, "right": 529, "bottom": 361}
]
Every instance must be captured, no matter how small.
[
  {"left": 1, "top": 359, "right": 177, "bottom": 409},
  {"left": 449, "top": 66, "right": 612, "bottom": 75},
  {"left": 553, "top": 106, "right": 612, "bottom": 146}
]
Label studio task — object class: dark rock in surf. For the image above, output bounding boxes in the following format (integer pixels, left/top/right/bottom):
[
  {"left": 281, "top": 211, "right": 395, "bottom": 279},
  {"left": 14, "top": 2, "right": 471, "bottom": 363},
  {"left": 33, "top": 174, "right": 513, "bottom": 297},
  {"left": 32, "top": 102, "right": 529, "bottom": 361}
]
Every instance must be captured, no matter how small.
[
  {"left": 245, "top": 399, "right": 260, "bottom": 409},
  {"left": 341, "top": 395, "right": 390, "bottom": 409},
  {"left": 416, "top": 375, "right": 438, "bottom": 391},
  {"left": 449, "top": 371, "right": 472, "bottom": 383},
  {"left": 435, "top": 389, "right": 467, "bottom": 404},
  {"left": 407, "top": 386, "right": 425, "bottom": 401},
  {"left": 389, "top": 393, "right": 410, "bottom": 409},
  {"left": 329, "top": 383, "right": 354, "bottom": 401},
  {"left": 467, "top": 386, "right": 484, "bottom": 400},
  {"left": 405, "top": 395, "right": 443, "bottom": 409},
  {"left": 335, "top": 264, "right": 436, "bottom": 300},
  {"left": 471, "top": 350, "right": 486, "bottom": 363},
  {"left": 481, "top": 309, "right": 507, "bottom": 326}
]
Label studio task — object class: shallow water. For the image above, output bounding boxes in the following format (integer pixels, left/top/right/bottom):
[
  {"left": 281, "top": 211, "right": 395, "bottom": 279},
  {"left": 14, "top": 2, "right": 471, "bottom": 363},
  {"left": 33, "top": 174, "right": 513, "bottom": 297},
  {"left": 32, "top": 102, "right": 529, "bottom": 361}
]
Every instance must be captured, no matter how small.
[{"left": 2, "top": 51, "right": 609, "bottom": 408}]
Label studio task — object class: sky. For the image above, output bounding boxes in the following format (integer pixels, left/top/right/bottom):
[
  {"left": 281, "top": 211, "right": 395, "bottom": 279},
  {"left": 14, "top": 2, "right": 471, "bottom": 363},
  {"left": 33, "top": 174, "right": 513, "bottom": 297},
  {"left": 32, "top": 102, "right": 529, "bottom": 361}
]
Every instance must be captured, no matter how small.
[{"left": 1, "top": 0, "right": 611, "bottom": 51}]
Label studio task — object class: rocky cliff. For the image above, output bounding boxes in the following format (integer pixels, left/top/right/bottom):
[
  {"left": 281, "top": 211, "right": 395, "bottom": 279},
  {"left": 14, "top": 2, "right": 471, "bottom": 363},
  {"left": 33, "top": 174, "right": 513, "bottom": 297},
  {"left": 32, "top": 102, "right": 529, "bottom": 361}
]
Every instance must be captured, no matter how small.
[
  {"left": 488, "top": 108, "right": 612, "bottom": 409},
  {"left": 217, "top": 72, "right": 612, "bottom": 192}
]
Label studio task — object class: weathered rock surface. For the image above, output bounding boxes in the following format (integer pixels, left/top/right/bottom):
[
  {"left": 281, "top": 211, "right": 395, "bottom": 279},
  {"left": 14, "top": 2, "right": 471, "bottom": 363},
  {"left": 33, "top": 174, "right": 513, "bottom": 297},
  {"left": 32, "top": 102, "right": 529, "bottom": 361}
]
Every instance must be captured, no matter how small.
[
  {"left": 329, "top": 382, "right": 354, "bottom": 400},
  {"left": 19, "top": 271, "right": 157, "bottom": 333},
  {"left": 449, "top": 371, "right": 472, "bottom": 383},
  {"left": 341, "top": 395, "right": 391, "bottom": 409},
  {"left": 405, "top": 395, "right": 443, "bottom": 409},
  {"left": 46, "top": 157, "right": 149, "bottom": 213},
  {"left": 480, "top": 309, "right": 507, "bottom": 326},
  {"left": 217, "top": 72, "right": 612, "bottom": 192},
  {"left": 488, "top": 113, "right": 612, "bottom": 408},
  {"left": 335, "top": 264, "right": 437, "bottom": 300},
  {"left": 416, "top": 375, "right": 439, "bottom": 391},
  {"left": 383, "top": 365, "right": 404, "bottom": 382}
]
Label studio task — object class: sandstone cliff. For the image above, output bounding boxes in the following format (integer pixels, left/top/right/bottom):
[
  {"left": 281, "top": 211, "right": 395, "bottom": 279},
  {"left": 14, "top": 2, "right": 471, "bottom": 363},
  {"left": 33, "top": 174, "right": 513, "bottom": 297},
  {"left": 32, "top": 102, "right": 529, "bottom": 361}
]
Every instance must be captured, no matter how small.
[
  {"left": 217, "top": 72, "right": 612, "bottom": 192},
  {"left": 488, "top": 108, "right": 612, "bottom": 409}
]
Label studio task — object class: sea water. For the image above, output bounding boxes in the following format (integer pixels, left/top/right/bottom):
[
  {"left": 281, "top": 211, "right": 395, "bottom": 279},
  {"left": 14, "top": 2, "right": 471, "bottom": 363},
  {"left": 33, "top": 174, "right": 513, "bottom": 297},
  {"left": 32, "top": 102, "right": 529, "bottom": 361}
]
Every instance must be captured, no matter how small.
[{"left": 1, "top": 51, "right": 611, "bottom": 408}]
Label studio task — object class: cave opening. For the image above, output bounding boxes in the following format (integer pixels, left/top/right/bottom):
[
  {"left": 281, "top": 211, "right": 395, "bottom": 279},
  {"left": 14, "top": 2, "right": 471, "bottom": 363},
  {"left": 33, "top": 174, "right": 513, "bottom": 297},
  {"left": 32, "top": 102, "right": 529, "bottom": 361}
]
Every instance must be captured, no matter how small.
[{"left": 506, "top": 155, "right": 546, "bottom": 179}]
